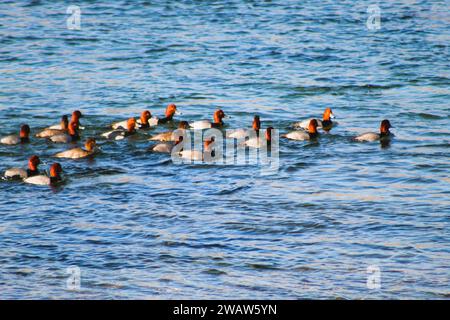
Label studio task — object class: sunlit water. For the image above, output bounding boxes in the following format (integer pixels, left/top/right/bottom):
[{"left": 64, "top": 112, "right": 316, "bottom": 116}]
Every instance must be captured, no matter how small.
[{"left": 0, "top": 0, "right": 449, "bottom": 299}]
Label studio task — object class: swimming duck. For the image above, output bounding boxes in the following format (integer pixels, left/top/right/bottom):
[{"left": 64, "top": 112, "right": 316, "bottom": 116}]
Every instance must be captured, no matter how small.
[
  {"left": 149, "top": 121, "right": 189, "bottom": 142},
  {"left": 293, "top": 108, "right": 336, "bottom": 131},
  {"left": 48, "top": 110, "right": 83, "bottom": 130},
  {"left": 24, "top": 163, "right": 63, "bottom": 186},
  {"left": 149, "top": 136, "right": 184, "bottom": 153},
  {"left": 244, "top": 127, "right": 273, "bottom": 148},
  {"left": 283, "top": 119, "right": 319, "bottom": 140},
  {"left": 102, "top": 118, "right": 137, "bottom": 140},
  {"left": 54, "top": 138, "right": 97, "bottom": 159},
  {"left": 0, "top": 124, "right": 31, "bottom": 145},
  {"left": 354, "top": 119, "right": 393, "bottom": 142},
  {"left": 36, "top": 115, "right": 69, "bottom": 138},
  {"left": 153, "top": 104, "right": 180, "bottom": 125},
  {"left": 227, "top": 115, "right": 261, "bottom": 139},
  {"left": 111, "top": 110, "right": 156, "bottom": 130},
  {"left": 189, "top": 109, "right": 227, "bottom": 129},
  {"left": 50, "top": 121, "right": 80, "bottom": 143},
  {"left": 4, "top": 155, "right": 41, "bottom": 179}
]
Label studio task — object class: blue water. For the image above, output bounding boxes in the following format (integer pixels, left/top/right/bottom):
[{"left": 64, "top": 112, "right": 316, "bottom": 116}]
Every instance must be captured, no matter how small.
[{"left": 0, "top": 0, "right": 449, "bottom": 299}]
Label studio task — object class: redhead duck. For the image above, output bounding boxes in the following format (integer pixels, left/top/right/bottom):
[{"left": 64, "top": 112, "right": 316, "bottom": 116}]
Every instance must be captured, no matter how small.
[
  {"left": 283, "top": 119, "right": 319, "bottom": 140},
  {"left": 48, "top": 110, "right": 83, "bottom": 130},
  {"left": 244, "top": 127, "right": 273, "bottom": 148},
  {"left": 24, "top": 163, "right": 63, "bottom": 186},
  {"left": 4, "top": 155, "right": 41, "bottom": 179},
  {"left": 227, "top": 115, "right": 261, "bottom": 139},
  {"left": 355, "top": 120, "right": 393, "bottom": 142},
  {"left": 153, "top": 104, "right": 180, "bottom": 125},
  {"left": 189, "top": 109, "right": 227, "bottom": 129},
  {"left": 293, "top": 108, "right": 336, "bottom": 131},
  {"left": 36, "top": 115, "right": 69, "bottom": 138},
  {"left": 54, "top": 138, "right": 97, "bottom": 159},
  {"left": 102, "top": 118, "right": 137, "bottom": 140},
  {"left": 50, "top": 121, "right": 80, "bottom": 143},
  {"left": 149, "top": 121, "right": 189, "bottom": 142},
  {"left": 111, "top": 110, "right": 156, "bottom": 130},
  {"left": 0, "top": 124, "right": 31, "bottom": 145}
]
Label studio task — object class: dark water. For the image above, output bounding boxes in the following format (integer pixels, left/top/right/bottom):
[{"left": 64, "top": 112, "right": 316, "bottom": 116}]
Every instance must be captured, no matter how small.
[{"left": 0, "top": 0, "right": 449, "bottom": 299}]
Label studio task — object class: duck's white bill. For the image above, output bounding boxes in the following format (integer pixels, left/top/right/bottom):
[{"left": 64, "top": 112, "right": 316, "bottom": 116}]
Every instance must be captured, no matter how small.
[
  {"left": 175, "top": 111, "right": 182, "bottom": 115},
  {"left": 330, "top": 114, "right": 336, "bottom": 119}
]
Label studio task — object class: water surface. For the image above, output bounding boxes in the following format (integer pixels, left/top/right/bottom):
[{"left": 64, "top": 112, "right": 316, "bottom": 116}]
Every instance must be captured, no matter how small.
[{"left": 0, "top": 0, "right": 449, "bottom": 299}]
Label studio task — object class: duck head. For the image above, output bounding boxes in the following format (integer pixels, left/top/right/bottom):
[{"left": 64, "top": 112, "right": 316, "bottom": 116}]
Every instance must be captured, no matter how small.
[
  {"left": 265, "top": 127, "right": 274, "bottom": 142},
  {"left": 28, "top": 155, "right": 40, "bottom": 171},
  {"left": 252, "top": 115, "right": 261, "bottom": 131},
  {"left": 323, "top": 108, "right": 335, "bottom": 121},
  {"left": 85, "top": 138, "right": 96, "bottom": 152},
  {"left": 213, "top": 109, "right": 226, "bottom": 124},
  {"left": 140, "top": 110, "right": 151, "bottom": 125},
  {"left": 61, "top": 115, "right": 69, "bottom": 130},
  {"left": 380, "top": 119, "right": 392, "bottom": 135},
  {"left": 127, "top": 118, "right": 136, "bottom": 132},
  {"left": 50, "top": 163, "right": 63, "bottom": 179},
  {"left": 165, "top": 104, "right": 178, "bottom": 118},
  {"left": 178, "top": 121, "right": 189, "bottom": 129},
  {"left": 20, "top": 124, "right": 31, "bottom": 139},
  {"left": 308, "top": 119, "right": 319, "bottom": 134}
]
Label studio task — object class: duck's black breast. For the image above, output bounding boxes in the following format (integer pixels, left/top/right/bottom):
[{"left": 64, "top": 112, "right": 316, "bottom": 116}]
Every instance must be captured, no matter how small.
[
  {"left": 27, "top": 169, "right": 39, "bottom": 177},
  {"left": 322, "top": 120, "right": 333, "bottom": 130}
]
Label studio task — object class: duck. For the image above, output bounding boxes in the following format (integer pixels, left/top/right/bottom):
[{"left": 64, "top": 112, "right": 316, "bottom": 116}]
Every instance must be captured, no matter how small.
[
  {"left": 0, "top": 124, "right": 31, "bottom": 145},
  {"left": 50, "top": 121, "right": 80, "bottom": 143},
  {"left": 153, "top": 103, "right": 180, "bottom": 125},
  {"left": 36, "top": 115, "right": 69, "bottom": 138},
  {"left": 283, "top": 119, "right": 319, "bottom": 140},
  {"left": 54, "top": 138, "right": 97, "bottom": 159},
  {"left": 354, "top": 119, "right": 393, "bottom": 142},
  {"left": 24, "top": 163, "right": 63, "bottom": 186},
  {"left": 244, "top": 127, "right": 274, "bottom": 148},
  {"left": 149, "top": 121, "right": 189, "bottom": 142},
  {"left": 48, "top": 110, "right": 83, "bottom": 130},
  {"left": 227, "top": 115, "right": 261, "bottom": 139},
  {"left": 102, "top": 118, "right": 137, "bottom": 140},
  {"left": 149, "top": 136, "right": 184, "bottom": 153},
  {"left": 111, "top": 110, "right": 156, "bottom": 130},
  {"left": 293, "top": 108, "right": 336, "bottom": 131},
  {"left": 4, "top": 155, "right": 41, "bottom": 179},
  {"left": 189, "top": 109, "right": 227, "bottom": 129}
]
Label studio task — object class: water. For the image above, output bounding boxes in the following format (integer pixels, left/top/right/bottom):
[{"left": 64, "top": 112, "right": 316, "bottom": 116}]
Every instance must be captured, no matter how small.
[{"left": 0, "top": 0, "right": 449, "bottom": 299}]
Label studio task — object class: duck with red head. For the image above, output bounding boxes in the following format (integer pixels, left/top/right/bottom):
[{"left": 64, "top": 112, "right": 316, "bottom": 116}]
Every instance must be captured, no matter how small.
[
  {"left": 293, "top": 107, "right": 336, "bottom": 131},
  {"left": 355, "top": 119, "right": 394, "bottom": 142},
  {"left": 227, "top": 115, "right": 260, "bottom": 139},
  {"left": 0, "top": 124, "right": 31, "bottom": 145},
  {"left": 111, "top": 110, "right": 156, "bottom": 130},
  {"left": 244, "top": 126, "right": 274, "bottom": 148},
  {"left": 36, "top": 115, "right": 69, "bottom": 138},
  {"left": 189, "top": 109, "right": 227, "bottom": 129},
  {"left": 50, "top": 121, "right": 80, "bottom": 143},
  {"left": 4, "top": 155, "right": 41, "bottom": 179},
  {"left": 283, "top": 119, "right": 319, "bottom": 141},
  {"left": 103, "top": 118, "right": 137, "bottom": 140},
  {"left": 24, "top": 163, "right": 63, "bottom": 186},
  {"left": 47, "top": 111, "right": 84, "bottom": 130},
  {"left": 154, "top": 103, "right": 181, "bottom": 125},
  {"left": 54, "top": 138, "right": 97, "bottom": 159}
]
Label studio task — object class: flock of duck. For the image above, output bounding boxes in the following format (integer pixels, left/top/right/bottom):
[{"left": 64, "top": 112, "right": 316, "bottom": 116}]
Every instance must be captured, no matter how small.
[{"left": 1, "top": 103, "right": 394, "bottom": 186}]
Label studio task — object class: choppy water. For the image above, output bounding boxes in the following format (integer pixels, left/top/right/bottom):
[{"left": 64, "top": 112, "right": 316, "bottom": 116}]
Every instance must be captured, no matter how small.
[{"left": 0, "top": 0, "right": 449, "bottom": 299}]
